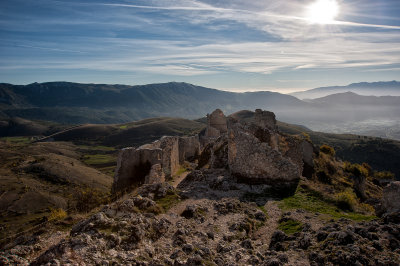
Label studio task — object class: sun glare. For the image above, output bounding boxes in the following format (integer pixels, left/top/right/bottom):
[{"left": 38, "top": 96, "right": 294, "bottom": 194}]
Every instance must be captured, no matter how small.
[{"left": 306, "top": 0, "right": 340, "bottom": 24}]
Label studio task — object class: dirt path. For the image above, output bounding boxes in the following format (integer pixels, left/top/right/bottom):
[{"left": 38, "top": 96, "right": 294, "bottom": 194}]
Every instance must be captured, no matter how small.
[{"left": 171, "top": 171, "right": 189, "bottom": 188}]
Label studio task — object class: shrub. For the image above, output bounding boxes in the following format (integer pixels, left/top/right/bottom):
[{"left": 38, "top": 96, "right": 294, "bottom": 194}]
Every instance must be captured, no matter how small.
[
  {"left": 335, "top": 188, "right": 357, "bottom": 211},
  {"left": 301, "top": 132, "right": 311, "bottom": 142},
  {"left": 374, "top": 171, "right": 395, "bottom": 180},
  {"left": 75, "top": 187, "right": 109, "bottom": 213},
  {"left": 320, "top": 144, "right": 335, "bottom": 156},
  {"left": 344, "top": 162, "right": 368, "bottom": 177},
  {"left": 48, "top": 208, "right": 67, "bottom": 221}
]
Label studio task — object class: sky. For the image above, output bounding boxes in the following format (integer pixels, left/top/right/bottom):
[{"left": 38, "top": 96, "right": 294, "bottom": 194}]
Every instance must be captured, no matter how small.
[{"left": 0, "top": 0, "right": 399, "bottom": 93}]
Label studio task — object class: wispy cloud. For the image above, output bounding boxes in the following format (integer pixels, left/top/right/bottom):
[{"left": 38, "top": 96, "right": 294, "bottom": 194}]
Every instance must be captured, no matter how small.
[{"left": 1, "top": 0, "right": 399, "bottom": 88}]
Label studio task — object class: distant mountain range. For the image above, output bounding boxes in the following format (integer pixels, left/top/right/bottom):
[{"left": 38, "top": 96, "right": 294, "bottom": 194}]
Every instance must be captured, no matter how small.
[
  {"left": 291, "top": 81, "right": 400, "bottom": 99},
  {"left": 0, "top": 81, "right": 400, "bottom": 140},
  {"left": 0, "top": 81, "right": 305, "bottom": 123}
]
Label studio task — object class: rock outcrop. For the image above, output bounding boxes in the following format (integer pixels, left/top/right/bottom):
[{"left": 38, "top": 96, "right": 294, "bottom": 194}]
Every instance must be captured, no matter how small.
[
  {"left": 381, "top": 181, "right": 400, "bottom": 214},
  {"left": 198, "top": 109, "right": 313, "bottom": 190},
  {"left": 228, "top": 121, "right": 300, "bottom": 187}
]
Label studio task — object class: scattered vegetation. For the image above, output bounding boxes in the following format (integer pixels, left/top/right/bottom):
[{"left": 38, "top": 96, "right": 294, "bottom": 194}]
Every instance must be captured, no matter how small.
[
  {"left": 344, "top": 162, "right": 368, "bottom": 178},
  {"left": 335, "top": 188, "right": 358, "bottom": 211},
  {"left": 175, "top": 166, "right": 188, "bottom": 176},
  {"left": 320, "top": 144, "right": 335, "bottom": 156},
  {"left": 258, "top": 205, "right": 268, "bottom": 217},
  {"left": 280, "top": 184, "right": 376, "bottom": 221},
  {"left": 373, "top": 170, "right": 395, "bottom": 180},
  {"left": 155, "top": 190, "right": 181, "bottom": 212},
  {"left": 0, "top": 136, "right": 30, "bottom": 144},
  {"left": 278, "top": 218, "right": 303, "bottom": 235},
  {"left": 78, "top": 145, "right": 115, "bottom": 151},
  {"left": 74, "top": 187, "right": 110, "bottom": 213},
  {"left": 82, "top": 154, "right": 116, "bottom": 166},
  {"left": 48, "top": 208, "right": 67, "bottom": 221}
]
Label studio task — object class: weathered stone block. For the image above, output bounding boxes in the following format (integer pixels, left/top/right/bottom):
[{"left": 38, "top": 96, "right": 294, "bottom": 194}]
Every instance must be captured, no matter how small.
[{"left": 228, "top": 122, "right": 300, "bottom": 187}]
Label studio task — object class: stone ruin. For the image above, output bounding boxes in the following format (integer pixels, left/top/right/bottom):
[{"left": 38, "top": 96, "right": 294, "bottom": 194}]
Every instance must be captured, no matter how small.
[
  {"left": 113, "top": 135, "right": 200, "bottom": 193},
  {"left": 113, "top": 109, "right": 315, "bottom": 193}
]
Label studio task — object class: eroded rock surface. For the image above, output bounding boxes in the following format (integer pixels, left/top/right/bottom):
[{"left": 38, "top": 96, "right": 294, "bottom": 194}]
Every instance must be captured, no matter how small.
[
  {"left": 382, "top": 181, "right": 400, "bottom": 214},
  {"left": 228, "top": 122, "right": 300, "bottom": 187}
]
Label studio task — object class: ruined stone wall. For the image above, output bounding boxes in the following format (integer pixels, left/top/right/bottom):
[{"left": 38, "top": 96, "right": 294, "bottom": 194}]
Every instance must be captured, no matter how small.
[
  {"left": 254, "top": 109, "right": 277, "bottom": 130},
  {"left": 178, "top": 136, "right": 200, "bottom": 164},
  {"left": 159, "top": 136, "right": 180, "bottom": 178},
  {"left": 205, "top": 109, "right": 227, "bottom": 138},
  {"left": 113, "top": 147, "right": 162, "bottom": 193}
]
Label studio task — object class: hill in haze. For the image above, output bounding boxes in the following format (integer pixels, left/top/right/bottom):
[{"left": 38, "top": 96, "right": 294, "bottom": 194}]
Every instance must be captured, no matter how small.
[{"left": 291, "top": 81, "right": 400, "bottom": 99}]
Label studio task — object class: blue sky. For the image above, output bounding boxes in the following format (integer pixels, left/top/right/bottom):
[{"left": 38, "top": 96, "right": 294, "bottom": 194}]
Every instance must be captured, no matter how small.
[{"left": 0, "top": 0, "right": 399, "bottom": 92}]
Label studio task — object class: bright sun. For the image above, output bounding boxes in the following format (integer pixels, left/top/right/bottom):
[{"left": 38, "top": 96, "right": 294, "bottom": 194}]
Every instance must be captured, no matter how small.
[{"left": 306, "top": 0, "right": 340, "bottom": 24}]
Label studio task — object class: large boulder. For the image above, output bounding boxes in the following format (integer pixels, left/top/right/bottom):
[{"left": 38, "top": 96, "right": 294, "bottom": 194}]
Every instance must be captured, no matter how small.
[
  {"left": 227, "top": 122, "right": 300, "bottom": 188},
  {"left": 382, "top": 181, "right": 400, "bottom": 214}
]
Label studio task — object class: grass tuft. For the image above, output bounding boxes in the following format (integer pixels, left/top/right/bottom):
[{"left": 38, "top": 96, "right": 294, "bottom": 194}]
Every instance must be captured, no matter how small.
[
  {"left": 278, "top": 219, "right": 303, "bottom": 235},
  {"left": 155, "top": 191, "right": 181, "bottom": 212}
]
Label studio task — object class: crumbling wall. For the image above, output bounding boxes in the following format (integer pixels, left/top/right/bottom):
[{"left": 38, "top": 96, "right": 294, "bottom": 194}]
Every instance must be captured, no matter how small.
[
  {"left": 159, "top": 136, "right": 180, "bottom": 178},
  {"left": 113, "top": 147, "right": 162, "bottom": 193},
  {"left": 178, "top": 136, "right": 200, "bottom": 164},
  {"left": 254, "top": 109, "right": 277, "bottom": 130},
  {"left": 205, "top": 109, "right": 227, "bottom": 138}
]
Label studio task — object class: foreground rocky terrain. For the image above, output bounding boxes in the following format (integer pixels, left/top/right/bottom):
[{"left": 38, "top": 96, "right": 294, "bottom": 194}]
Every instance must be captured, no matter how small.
[{"left": 1, "top": 109, "right": 399, "bottom": 265}]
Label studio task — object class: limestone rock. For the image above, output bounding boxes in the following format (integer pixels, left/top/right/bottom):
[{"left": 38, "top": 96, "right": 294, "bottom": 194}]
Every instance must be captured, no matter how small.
[
  {"left": 227, "top": 122, "right": 300, "bottom": 187},
  {"left": 382, "top": 181, "right": 400, "bottom": 214}
]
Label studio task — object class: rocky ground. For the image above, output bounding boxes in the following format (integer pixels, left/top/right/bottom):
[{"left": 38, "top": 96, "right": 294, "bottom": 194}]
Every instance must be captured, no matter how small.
[{"left": 2, "top": 170, "right": 399, "bottom": 265}]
